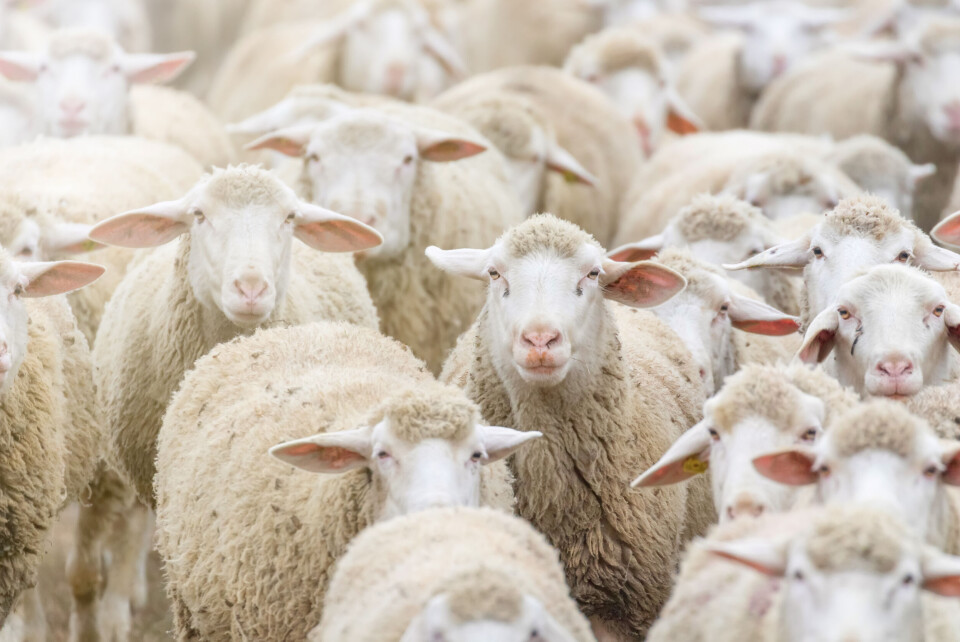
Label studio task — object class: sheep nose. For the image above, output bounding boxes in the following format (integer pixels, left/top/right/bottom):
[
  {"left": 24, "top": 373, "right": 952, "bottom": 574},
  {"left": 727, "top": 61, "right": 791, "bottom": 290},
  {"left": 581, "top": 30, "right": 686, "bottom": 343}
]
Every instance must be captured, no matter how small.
[
  {"left": 520, "top": 329, "right": 561, "bottom": 351},
  {"left": 60, "top": 97, "right": 86, "bottom": 116},
  {"left": 944, "top": 101, "right": 960, "bottom": 129},
  {"left": 772, "top": 54, "right": 788, "bottom": 75},
  {"left": 384, "top": 63, "right": 407, "bottom": 94},
  {"left": 876, "top": 357, "right": 914, "bottom": 378},
  {"left": 234, "top": 274, "right": 268, "bottom": 304},
  {"left": 726, "top": 495, "right": 766, "bottom": 520}
]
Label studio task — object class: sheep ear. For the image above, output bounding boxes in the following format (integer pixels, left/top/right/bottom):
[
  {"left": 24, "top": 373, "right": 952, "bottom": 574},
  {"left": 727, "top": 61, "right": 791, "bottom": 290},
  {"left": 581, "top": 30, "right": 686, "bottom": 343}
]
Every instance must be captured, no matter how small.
[
  {"left": 123, "top": 51, "right": 195, "bottom": 84},
  {"left": 425, "top": 246, "right": 492, "bottom": 281},
  {"left": 545, "top": 141, "right": 597, "bottom": 186},
  {"left": 727, "top": 293, "right": 800, "bottom": 336},
  {"left": 706, "top": 538, "right": 789, "bottom": 577},
  {"left": 293, "top": 203, "right": 383, "bottom": 253},
  {"left": 246, "top": 125, "right": 316, "bottom": 157},
  {"left": 632, "top": 421, "right": 712, "bottom": 487},
  {"left": 42, "top": 223, "right": 105, "bottom": 256},
  {"left": 922, "top": 548, "right": 960, "bottom": 597},
  {"left": 606, "top": 236, "right": 663, "bottom": 263},
  {"left": 0, "top": 52, "right": 42, "bottom": 81},
  {"left": 18, "top": 260, "right": 105, "bottom": 298},
  {"left": 478, "top": 426, "right": 542, "bottom": 464},
  {"left": 600, "top": 259, "right": 686, "bottom": 308},
  {"left": 932, "top": 211, "right": 960, "bottom": 249},
  {"left": 753, "top": 449, "right": 819, "bottom": 486},
  {"left": 416, "top": 129, "right": 487, "bottom": 162},
  {"left": 88, "top": 200, "right": 191, "bottom": 249},
  {"left": 914, "top": 238, "right": 960, "bottom": 271},
  {"left": 946, "top": 304, "right": 960, "bottom": 354},
  {"left": 269, "top": 426, "right": 372, "bottom": 474},
  {"left": 941, "top": 442, "right": 960, "bottom": 487},
  {"left": 910, "top": 163, "right": 937, "bottom": 186},
  {"left": 724, "top": 236, "right": 812, "bottom": 271},
  {"left": 796, "top": 308, "right": 839, "bottom": 364},
  {"left": 665, "top": 86, "right": 703, "bottom": 136}
]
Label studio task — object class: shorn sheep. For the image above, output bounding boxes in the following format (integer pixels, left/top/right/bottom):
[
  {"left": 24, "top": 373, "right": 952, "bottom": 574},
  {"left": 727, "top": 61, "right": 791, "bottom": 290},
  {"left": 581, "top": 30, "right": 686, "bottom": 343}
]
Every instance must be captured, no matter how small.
[
  {"left": 155, "top": 321, "right": 540, "bottom": 641},
  {"left": 430, "top": 214, "right": 708, "bottom": 639},
  {"left": 313, "top": 506, "right": 595, "bottom": 642},
  {"left": 0, "top": 253, "right": 104, "bottom": 636}
]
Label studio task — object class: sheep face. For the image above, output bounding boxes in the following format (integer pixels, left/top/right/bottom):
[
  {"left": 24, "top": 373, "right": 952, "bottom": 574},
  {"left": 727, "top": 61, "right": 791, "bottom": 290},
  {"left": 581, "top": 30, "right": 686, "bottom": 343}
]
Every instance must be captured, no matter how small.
[
  {"left": 0, "top": 253, "right": 102, "bottom": 392},
  {"left": 270, "top": 417, "right": 539, "bottom": 521},
  {"left": 401, "top": 594, "right": 576, "bottom": 642},
  {"left": 798, "top": 265, "right": 960, "bottom": 397},
  {"left": 0, "top": 208, "right": 99, "bottom": 262},
  {"left": 0, "top": 30, "right": 192, "bottom": 139},
  {"left": 88, "top": 167, "right": 381, "bottom": 328},
  {"left": 905, "top": 49, "right": 960, "bottom": 147}
]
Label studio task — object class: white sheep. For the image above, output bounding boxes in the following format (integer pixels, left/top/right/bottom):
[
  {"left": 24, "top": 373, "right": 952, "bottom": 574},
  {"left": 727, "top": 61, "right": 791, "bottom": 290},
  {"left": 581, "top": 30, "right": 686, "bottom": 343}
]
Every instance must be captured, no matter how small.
[
  {"left": 155, "top": 321, "right": 540, "bottom": 641},
  {"left": 312, "top": 506, "right": 594, "bottom": 642},
  {"left": 248, "top": 102, "right": 524, "bottom": 373},
  {"left": 0, "top": 252, "right": 105, "bottom": 635},
  {"left": 0, "top": 28, "right": 235, "bottom": 168},
  {"left": 634, "top": 363, "right": 857, "bottom": 522},
  {"left": 433, "top": 65, "right": 643, "bottom": 246},
  {"left": 934, "top": 207, "right": 960, "bottom": 248},
  {"left": 29, "top": 0, "right": 152, "bottom": 52},
  {"left": 430, "top": 214, "right": 709, "bottom": 639},
  {"left": 647, "top": 505, "right": 960, "bottom": 642}
]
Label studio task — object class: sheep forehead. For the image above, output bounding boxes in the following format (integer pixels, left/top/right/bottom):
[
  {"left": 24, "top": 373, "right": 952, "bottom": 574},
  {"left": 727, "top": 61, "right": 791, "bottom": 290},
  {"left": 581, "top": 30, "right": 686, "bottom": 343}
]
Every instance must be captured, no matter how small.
[
  {"left": 47, "top": 28, "right": 118, "bottom": 62},
  {"left": 195, "top": 166, "right": 295, "bottom": 213},
  {"left": 461, "top": 98, "right": 541, "bottom": 159},
  {"left": 711, "top": 366, "right": 808, "bottom": 434},
  {"left": 803, "top": 506, "right": 911, "bottom": 574},
  {"left": 820, "top": 195, "right": 912, "bottom": 242},
  {"left": 373, "top": 386, "right": 479, "bottom": 445},
  {"left": 674, "top": 195, "right": 767, "bottom": 243},
  {"left": 827, "top": 401, "right": 929, "bottom": 461},
  {"left": 587, "top": 30, "right": 664, "bottom": 75},
  {"left": 500, "top": 214, "right": 601, "bottom": 261},
  {"left": 654, "top": 248, "right": 726, "bottom": 301},
  {"left": 736, "top": 154, "right": 823, "bottom": 193},
  {"left": 439, "top": 566, "right": 525, "bottom": 624},
  {"left": 311, "top": 112, "right": 413, "bottom": 155},
  {"left": 841, "top": 264, "right": 944, "bottom": 311}
]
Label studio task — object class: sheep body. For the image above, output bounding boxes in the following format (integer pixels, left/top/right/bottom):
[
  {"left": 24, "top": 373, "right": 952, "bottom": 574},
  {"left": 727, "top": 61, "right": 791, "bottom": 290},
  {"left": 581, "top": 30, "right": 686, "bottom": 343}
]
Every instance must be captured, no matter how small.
[{"left": 676, "top": 34, "right": 754, "bottom": 131}]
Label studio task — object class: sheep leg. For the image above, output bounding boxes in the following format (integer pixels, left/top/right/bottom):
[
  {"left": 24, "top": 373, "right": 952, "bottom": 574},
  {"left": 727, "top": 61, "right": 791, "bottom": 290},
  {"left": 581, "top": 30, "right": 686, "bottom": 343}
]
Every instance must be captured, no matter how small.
[{"left": 99, "top": 502, "right": 152, "bottom": 642}]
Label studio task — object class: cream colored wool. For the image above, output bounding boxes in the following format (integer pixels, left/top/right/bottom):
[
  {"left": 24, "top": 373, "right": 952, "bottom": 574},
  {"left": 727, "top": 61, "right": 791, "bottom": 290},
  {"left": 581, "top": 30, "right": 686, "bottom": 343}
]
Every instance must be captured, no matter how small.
[
  {"left": 0, "top": 136, "right": 202, "bottom": 342},
  {"left": 908, "top": 380, "right": 960, "bottom": 441},
  {"left": 628, "top": 12, "right": 709, "bottom": 62},
  {"left": 0, "top": 293, "right": 102, "bottom": 624},
  {"left": 95, "top": 167, "right": 379, "bottom": 506},
  {"left": 155, "top": 322, "right": 517, "bottom": 641},
  {"left": 444, "top": 215, "right": 707, "bottom": 639},
  {"left": 434, "top": 66, "right": 642, "bottom": 246},
  {"left": 564, "top": 27, "right": 664, "bottom": 77},
  {"left": 829, "top": 135, "right": 921, "bottom": 210},
  {"left": 312, "top": 507, "right": 595, "bottom": 642},
  {"left": 676, "top": 34, "right": 754, "bottom": 131},
  {"left": 294, "top": 103, "right": 523, "bottom": 373}
]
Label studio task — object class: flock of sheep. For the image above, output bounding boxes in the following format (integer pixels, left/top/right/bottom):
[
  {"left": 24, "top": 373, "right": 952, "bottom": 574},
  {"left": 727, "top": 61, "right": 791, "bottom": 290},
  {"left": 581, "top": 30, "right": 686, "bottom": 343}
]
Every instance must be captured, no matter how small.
[{"left": 1, "top": 0, "right": 960, "bottom": 640}]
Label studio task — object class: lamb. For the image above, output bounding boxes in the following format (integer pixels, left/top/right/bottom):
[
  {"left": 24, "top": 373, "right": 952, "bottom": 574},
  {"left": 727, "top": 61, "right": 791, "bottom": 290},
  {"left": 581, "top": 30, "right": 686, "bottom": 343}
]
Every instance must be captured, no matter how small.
[
  {"left": 675, "top": 1, "right": 844, "bottom": 131},
  {"left": 608, "top": 194, "right": 803, "bottom": 315},
  {"left": 429, "top": 214, "right": 708, "bottom": 639},
  {"left": 562, "top": 27, "right": 702, "bottom": 156},
  {"left": 207, "top": 0, "right": 466, "bottom": 122},
  {"left": 646, "top": 248, "right": 800, "bottom": 396},
  {"left": 0, "top": 252, "right": 105, "bottom": 631},
  {"left": 312, "top": 506, "right": 595, "bottom": 642},
  {"left": 751, "top": 17, "right": 960, "bottom": 231},
  {"left": 0, "top": 28, "right": 235, "bottom": 168},
  {"left": 647, "top": 505, "right": 960, "bottom": 642},
  {"left": 432, "top": 65, "right": 643, "bottom": 245},
  {"left": 248, "top": 102, "right": 524, "bottom": 373},
  {"left": 155, "top": 321, "right": 541, "bottom": 641},
  {"left": 634, "top": 363, "right": 858, "bottom": 522},
  {"left": 796, "top": 263, "right": 960, "bottom": 398}
]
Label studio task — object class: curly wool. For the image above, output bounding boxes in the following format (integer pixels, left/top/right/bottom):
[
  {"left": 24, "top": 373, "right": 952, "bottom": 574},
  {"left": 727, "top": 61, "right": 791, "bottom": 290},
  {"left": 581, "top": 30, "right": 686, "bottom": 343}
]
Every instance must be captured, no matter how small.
[
  {"left": 674, "top": 194, "right": 770, "bottom": 243},
  {"left": 503, "top": 213, "right": 598, "bottom": 260},
  {"left": 47, "top": 28, "right": 115, "bottom": 62},
  {"left": 370, "top": 386, "right": 476, "bottom": 444},
  {"left": 907, "top": 381, "right": 960, "bottom": 441},
  {"left": 312, "top": 507, "right": 594, "bottom": 642},
  {"left": 828, "top": 400, "right": 923, "bottom": 460},
  {"left": 450, "top": 95, "right": 543, "bottom": 160},
  {"left": 829, "top": 135, "right": 915, "bottom": 197},
  {"left": 806, "top": 505, "right": 908, "bottom": 574},
  {"left": 822, "top": 193, "right": 911, "bottom": 240},
  {"left": 155, "top": 323, "right": 517, "bottom": 642},
  {"left": 566, "top": 28, "right": 664, "bottom": 76}
]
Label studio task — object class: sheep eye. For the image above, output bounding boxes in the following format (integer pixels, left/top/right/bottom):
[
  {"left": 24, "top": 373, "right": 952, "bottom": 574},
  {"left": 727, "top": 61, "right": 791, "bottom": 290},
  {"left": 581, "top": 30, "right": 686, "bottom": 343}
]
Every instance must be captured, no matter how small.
[
  {"left": 817, "top": 465, "right": 831, "bottom": 477},
  {"left": 838, "top": 308, "right": 850, "bottom": 320},
  {"left": 812, "top": 246, "right": 824, "bottom": 258},
  {"left": 896, "top": 251, "right": 911, "bottom": 263},
  {"left": 13, "top": 284, "right": 23, "bottom": 297},
  {"left": 377, "top": 450, "right": 390, "bottom": 460},
  {"left": 708, "top": 428, "right": 720, "bottom": 441},
  {"left": 528, "top": 629, "right": 539, "bottom": 640},
  {"left": 587, "top": 268, "right": 600, "bottom": 280},
  {"left": 488, "top": 269, "right": 500, "bottom": 281},
  {"left": 933, "top": 305, "right": 945, "bottom": 318},
  {"left": 402, "top": 154, "right": 414, "bottom": 165},
  {"left": 192, "top": 209, "right": 205, "bottom": 223},
  {"left": 470, "top": 451, "right": 483, "bottom": 462},
  {"left": 286, "top": 212, "right": 296, "bottom": 223},
  {"left": 16, "top": 247, "right": 33, "bottom": 258},
  {"left": 801, "top": 428, "right": 818, "bottom": 442},
  {"left": 307, "top": 153, "right": 320, "bottom": 163},
  {"left": 793, "top": 570, "right": 805, "bottom": 582},
  {"left": 719, "top": 303, "right": 729, "bottom": 313},
  {"left": 902, "top": 574, "right": 916, "bottom": 586},
  {"left": 923, "top": 465, "right": 939, "bottom": 478}
]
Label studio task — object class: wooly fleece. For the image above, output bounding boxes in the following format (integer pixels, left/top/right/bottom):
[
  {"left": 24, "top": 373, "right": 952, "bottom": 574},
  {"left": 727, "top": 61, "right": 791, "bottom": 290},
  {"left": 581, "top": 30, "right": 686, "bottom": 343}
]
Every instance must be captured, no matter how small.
[
  {"left": 297, "top": 103, "right": 522, "bottom": 373},
  {"left": 312, "top": 506, "right": 595, "bottom": 642},
  {"left": 564, "top": 27, "right": 665, "bottom": 77},
  {"left": 0, "top": 293, "right": 102, "bottom": 624},
  {"left": 155, "top": 322, "right": 517, "bottom": 641},
  {"left": 676, "top": 34, "right": 754, "bottom": 131},
  {"left": 433, "top": 65, "right": 643, "bottom": 246},
  {"left": 752, "top": 20, "right": 960, "bottom": 232},
  {"left": 0, "top": 136, "right": 203, "bottom": 343},
  {"left": 95, "top": 166, "right": 379, "bottom": 506},
  {"left": 908, "top": 381, "right": 960, "bottom": 441},
  {"left": 444, "top": 214, "right": 707, "bottom": 639},
  {"left": 829, "top": 135, "right": 920, "bottom": 213}
]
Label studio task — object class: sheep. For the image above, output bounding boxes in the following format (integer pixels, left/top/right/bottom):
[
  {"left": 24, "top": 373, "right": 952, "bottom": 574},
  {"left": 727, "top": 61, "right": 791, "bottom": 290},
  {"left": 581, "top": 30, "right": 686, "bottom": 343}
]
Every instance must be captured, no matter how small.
[
  {"left": 0, "top": 3, "right": 51, "bottom": 51},
  {"left": 796, "top": 263, "right": 960, "bottom": 397},
  {"left": 433, "top": 65, "right": 643, "bottom": 246},
  {"left": 429, "top": 214, "right": 709, "bottom": 639},
  {"left": 935, "top": 206, "right": 960, "bottom": 248},
  {"left": 609, "top": 194, "right": 803, "bottom": 315},
  {"left": 751, "top": 17, "right": 960, "bottom": 231},
  {"left": 155, "top": 321, "right": 541, "bottom": 641},
  {"left": 562, "top": 27, "right": 702, "bottom": 156},
  {"left": 633, "top": 363, "right": 858, "bottom": 522},
  {"left": 0, "top": 252, "right": 105, "bottom": 631},
  {"left": 248, "top": 102, "right": 524, "bottom": 373},
  {"left": 312, "top": 506, "right": 595, "bottom": 642},
  {"left": 726, "top": 194, "right": 960, "bottom": 329},
  {"left": 646, "top": 248, "right": 800, "bottom": 396},
  {"left": 908, "top": 380, "right": 960, "bottom": 440},
  {"left": 675, "top": 1, "right": 845, "bottom": 131},
  {"left": 0, "top": 28, "right": 235, "bottom": 168},
  {"left": 29, "top": 0, "right": 152, "bottom": 52},
  {"left": 646, "top": 505, "right": 960, "bottom": 642},
  {"left": 208, "top": 0, "right": 466, "bottom": 122}
]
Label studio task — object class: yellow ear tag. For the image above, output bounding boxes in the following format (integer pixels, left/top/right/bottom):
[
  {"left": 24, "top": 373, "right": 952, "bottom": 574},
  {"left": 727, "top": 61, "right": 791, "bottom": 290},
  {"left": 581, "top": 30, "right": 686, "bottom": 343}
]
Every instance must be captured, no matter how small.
[
  {"left": 81, "top": 240, "right": 100, "bottom": 252},
  {"left": 683, "top": 457, "right": 709, "bottom": 475},
  {"left": 562, "top": 170, "right": 581, "bottom": 185}
]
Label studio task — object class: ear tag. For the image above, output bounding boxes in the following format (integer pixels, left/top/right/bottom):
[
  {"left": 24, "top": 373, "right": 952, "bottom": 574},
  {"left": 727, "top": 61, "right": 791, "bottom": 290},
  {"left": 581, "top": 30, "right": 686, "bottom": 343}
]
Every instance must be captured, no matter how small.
[
  {"left": 562, "top": 170, "right": 581, "bottom": 184},
  {"left": 683, "top": 457, "right": 709, "bottom": 475}
]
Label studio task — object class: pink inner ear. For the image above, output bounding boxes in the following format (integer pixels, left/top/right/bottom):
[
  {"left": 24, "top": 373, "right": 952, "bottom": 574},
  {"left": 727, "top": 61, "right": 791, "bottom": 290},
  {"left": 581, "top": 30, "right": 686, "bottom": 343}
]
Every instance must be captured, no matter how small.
[
  {"left": 90, "top": 213, "right": 187, "bottom": 249},
  {"left": 635, "top": 455, "right": 708, "bottom": 487},
  {"left": 24, "top": 262, "right": 104, "bottom": 298},
  {"left": 128, "top": 55, "right": 193, "bottom": 84},
  {"left": 934, "top": 215, "right": 960, "bottom": 246},
  {"left": 667, "top": 111, "right": 699, "bottom": 135},
  {"left": 732, "top": 318, "right": 800, "bottom": 336},
  {"left": 607, "top": 247, "right": 658, "bottom": 263},
  {"left": 924, "top": 575, "right": 960, "bottom": 597},
  {"left": 753, "top": 451, "right": 818, "bottom": 486},
  {"left": 247, "top": 137, "right": 305, "bottom": 157},
  {"left": 711, "top": 550, "right": 782, "bottom": 577},
  {"left": 316, "top": 446, "right": 366, "bottom": 470},
  {"left": 0, "top": 58, "right": 39, "bottom": 82},
  {"left": 799, "top": 329, "right": 834, "bottom": 364},
  {"left": 295, "top": 220, "right": 382, "bottom": 253},
  {"left": 944, "top": 452, "right": 960, "bottom": 486},
  {"left": 606, "top": 264, "right": 685, "bottom": 308},
  {"left": 420, "top": 140, "right": 486, "bottom": 162}
]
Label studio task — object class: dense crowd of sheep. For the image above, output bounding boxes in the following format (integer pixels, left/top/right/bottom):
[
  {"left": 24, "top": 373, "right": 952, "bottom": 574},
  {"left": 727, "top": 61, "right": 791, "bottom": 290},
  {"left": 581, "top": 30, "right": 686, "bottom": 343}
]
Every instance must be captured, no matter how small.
[{"left": 0, "top": 0, "right": 960, "bottom": 641}]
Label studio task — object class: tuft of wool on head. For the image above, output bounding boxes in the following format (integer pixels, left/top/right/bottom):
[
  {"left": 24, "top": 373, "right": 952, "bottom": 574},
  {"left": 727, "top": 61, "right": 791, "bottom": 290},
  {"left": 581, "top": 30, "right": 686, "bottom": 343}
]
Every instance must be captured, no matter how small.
[
  {"left": 654, "top": 248, "right": 724, "bottom": 301},
  {"left": 710, "top": 364, "right": 810, "bottom": 434},
  {"left": 455, "top": 96, "right": 545, "bottom": 160},
  {"left": 48, "top": 28, "right": 116, "bottom": 62},
  {"left": 570, "top": 29, "right": 664, "bottom": 76},
  {"left": 502, "top": 213, "right": 598, "bottom": 259},
  {"left": 439, "top": 565, "right": 525, "bottom": 624},
  {"left": 198, "top": 164, "right": 294, "bottom": 211},
  {"left": 367, "top": 384, "right": 479, "bottom": 444},
  {"left": 726, "top": 153, "right": 824, "bottom": 195},
  {"left": 805, "top": 505, "right": 911, "bottom": 574},
  {"left": 822, "top": 194, "right": 910, "bottom": 240},
  {"left": 828, "top": 399, "right": 928, "bottom": 460},
  {"left": 674, "top": 194, "right": 770, "bottom": 243}
]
